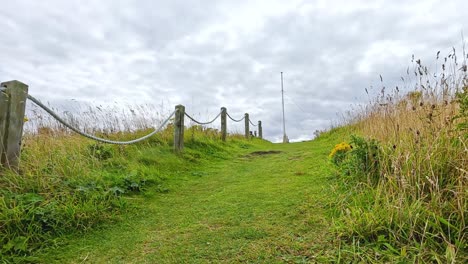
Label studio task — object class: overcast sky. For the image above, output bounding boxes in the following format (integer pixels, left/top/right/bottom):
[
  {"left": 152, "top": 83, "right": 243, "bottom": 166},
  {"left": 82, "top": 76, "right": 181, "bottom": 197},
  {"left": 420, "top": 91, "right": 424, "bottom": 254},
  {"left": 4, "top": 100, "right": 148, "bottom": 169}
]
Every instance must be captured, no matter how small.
[{"left": 1, "top": 0, "right": 467, "bottom": 142}]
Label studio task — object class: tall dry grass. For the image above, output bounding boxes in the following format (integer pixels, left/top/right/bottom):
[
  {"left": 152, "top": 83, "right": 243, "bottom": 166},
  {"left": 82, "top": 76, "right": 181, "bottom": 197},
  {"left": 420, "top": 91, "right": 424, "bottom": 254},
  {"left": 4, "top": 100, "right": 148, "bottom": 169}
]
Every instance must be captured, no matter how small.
[{"left": 334, "top": 48, "right": 467, "bottom": 262}]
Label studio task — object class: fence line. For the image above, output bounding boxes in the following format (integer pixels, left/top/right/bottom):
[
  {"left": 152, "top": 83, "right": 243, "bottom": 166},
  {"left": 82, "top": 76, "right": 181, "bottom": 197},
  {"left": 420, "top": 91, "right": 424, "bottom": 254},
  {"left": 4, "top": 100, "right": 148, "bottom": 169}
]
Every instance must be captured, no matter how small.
[
  {"left": 27, "top": 94, "right": 176, "bottom": 145},
  {"left": 184, "top": 111, "right": 221, "bottom": 125},
  {"left": 0, "top": 80, "right": 263, "bottom": 170},
  {"left": 226, "top": 112, "right": 245, "bottom": 122}
]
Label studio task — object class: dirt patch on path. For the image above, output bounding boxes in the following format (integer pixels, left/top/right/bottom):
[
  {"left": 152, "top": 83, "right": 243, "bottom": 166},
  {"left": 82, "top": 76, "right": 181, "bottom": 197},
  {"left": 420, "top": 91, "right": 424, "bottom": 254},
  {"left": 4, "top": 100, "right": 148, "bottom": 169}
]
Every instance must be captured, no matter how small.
[{"left": 247, "top": 150, "right": 282, "bottom": 156}]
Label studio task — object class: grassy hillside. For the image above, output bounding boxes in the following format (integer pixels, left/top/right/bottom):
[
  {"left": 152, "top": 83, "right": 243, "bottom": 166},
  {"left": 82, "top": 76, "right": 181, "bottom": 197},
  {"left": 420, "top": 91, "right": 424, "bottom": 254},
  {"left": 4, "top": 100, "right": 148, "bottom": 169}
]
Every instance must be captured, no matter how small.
[
  {"left": 1, "top": 91, "right": 465, "bottom": 263},
  {"left": 2, "top": 123, "right": 350, "bottom": 263},
  {"left": 327, "top": 52, "right": 467, "bottom": 262},
  {"left": 1, "top": 51, "right": 466, "bottom": 263},
  {"left": 34, "top": 133, "right": 342, "bottom": 263},
  {"left": 0, "top": 125, "right": 264, "bottom": 263}
]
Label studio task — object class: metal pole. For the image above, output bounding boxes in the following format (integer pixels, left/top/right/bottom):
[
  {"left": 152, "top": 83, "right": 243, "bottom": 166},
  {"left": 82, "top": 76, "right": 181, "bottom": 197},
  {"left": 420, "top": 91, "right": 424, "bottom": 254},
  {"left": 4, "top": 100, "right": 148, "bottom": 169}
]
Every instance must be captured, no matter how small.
[{"left": 281, "top": 72, "right": 288, "bottom": 143}]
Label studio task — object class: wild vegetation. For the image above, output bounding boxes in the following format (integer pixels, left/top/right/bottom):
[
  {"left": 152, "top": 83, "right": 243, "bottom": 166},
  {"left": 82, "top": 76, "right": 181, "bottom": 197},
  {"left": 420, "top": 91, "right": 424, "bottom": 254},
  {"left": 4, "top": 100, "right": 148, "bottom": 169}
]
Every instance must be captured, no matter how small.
[
  {"left": 328, "top": 48, "right": 467, "bottom": 262},
  {"left": 1, "top": 106, "right": 343, "bottom": 263},
  {"left": 0, "top": 105, "right": 251, "bottom": 263},
  {"left": 1, "top": 48, "right": 466, "bottom": 263}
]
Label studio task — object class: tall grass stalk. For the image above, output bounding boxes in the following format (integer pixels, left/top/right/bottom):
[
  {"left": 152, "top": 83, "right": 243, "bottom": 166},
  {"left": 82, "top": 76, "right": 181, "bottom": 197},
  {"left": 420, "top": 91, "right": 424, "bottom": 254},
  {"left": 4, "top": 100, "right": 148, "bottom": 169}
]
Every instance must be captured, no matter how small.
[{"left": 333, "top": 49, "right": 467, "bottom": 262}]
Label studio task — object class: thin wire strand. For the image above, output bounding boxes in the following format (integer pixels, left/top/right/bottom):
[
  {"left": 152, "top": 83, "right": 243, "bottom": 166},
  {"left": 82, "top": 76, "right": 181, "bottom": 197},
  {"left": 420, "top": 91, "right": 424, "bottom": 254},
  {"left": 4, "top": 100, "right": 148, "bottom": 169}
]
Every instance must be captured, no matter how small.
[
  {"left": 27, "top": 94, "right": 175, "bottom": 145},
  {"left": 226, "top": 112, "right": 245, "bottom": 122},
  {"left": 185, "top": 111, "right": 221, "bottom": 125}
]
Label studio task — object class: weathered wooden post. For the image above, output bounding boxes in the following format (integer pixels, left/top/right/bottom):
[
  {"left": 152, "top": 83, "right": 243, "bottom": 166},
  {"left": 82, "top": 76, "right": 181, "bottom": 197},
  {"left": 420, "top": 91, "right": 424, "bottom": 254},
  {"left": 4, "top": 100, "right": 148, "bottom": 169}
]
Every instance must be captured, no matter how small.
[
  {"left": 221, "top": 107, "right": 227, "bottom": 141},
  {"left": 0, "top": 80, "right": 29, "bottom": 171},
  {"left": 173, "top": 104, "right": 185, "bottom": 153},
  {"left": 258, "top": 121, "right": 263, "bottom": 139},
  {"left": 244, "top": 113, "right": 249, "bottom": 139}
]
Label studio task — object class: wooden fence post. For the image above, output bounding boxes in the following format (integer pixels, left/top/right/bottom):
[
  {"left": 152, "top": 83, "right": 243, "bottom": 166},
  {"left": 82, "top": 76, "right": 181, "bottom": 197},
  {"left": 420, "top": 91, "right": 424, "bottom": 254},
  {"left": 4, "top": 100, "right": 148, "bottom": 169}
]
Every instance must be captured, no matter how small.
[
  {"left": 258, "top": 121, "right": 262, "bottom": 139},
  {"left": 221, "top": 107, "right": 227, "bottom": 141},
  {"left": 0, "top": 80, "right": 29, "bottom": 171},
  {"left": 173, "top": 104, "right": 185, "bottom": 153},
  {"left": 244, "top": 113, "right": 249, "bottom": 139}
]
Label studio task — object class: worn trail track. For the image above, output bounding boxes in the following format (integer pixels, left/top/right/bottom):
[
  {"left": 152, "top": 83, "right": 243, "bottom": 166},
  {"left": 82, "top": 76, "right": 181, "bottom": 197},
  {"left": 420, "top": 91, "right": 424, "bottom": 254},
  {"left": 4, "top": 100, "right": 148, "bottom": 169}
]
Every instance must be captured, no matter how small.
[{"left": 42, "top": 140, "right": 336, "bottom": 263}]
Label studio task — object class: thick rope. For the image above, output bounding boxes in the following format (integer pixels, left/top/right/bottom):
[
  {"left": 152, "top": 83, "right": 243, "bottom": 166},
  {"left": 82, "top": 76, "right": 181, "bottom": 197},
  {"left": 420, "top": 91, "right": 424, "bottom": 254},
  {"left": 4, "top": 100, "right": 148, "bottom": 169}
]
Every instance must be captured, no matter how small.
[
  {"left": 226, "top": 112, "right": 245, "bottom": 122},
  {"left": 185, "top": 111, "right": 221, "bottom": 125},
  {"left": 27, "top": 94, "right": 175, "bottom": 145},
  {"left": 249, "top": 119, "right": 257, "bottom": 127}
]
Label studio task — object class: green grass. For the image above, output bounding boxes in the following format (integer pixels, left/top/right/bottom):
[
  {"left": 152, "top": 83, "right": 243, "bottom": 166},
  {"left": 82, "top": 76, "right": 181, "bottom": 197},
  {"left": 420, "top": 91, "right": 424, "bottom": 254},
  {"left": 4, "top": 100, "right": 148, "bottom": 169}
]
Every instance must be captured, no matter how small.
[
  {"left": 28, "top": 135, "right": 341, "bottom": 263},
  {"left": 4, "top": 105, "right": 464, "bottom": 263}
]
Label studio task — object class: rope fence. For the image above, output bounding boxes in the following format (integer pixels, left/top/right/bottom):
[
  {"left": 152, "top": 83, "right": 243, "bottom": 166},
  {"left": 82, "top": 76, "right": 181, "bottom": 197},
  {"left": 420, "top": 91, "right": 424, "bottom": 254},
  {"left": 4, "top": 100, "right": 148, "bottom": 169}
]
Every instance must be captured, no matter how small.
[
  {"left": 0, "top": 80, "right": 263, "bottom": 169},
  {"left": 226, "top": 112, "right": 245, "bottom": 122},
  {"left": 185, "top": 111, "right": 221, "bottom": 125},
  {"left": 27, "top": 94, "right": 175, "bottom": 145}
]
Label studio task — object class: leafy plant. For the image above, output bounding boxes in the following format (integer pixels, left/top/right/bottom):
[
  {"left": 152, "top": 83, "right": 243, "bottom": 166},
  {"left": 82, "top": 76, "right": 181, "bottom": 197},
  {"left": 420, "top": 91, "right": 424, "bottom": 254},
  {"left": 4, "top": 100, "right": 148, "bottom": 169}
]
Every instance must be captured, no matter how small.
[
  {"left": 329, "top": 142, "right": 351, "bottom": 166},
  {"left": 331, "top": 135, "right": 381, "bottom": 184},
  {"left": 88, "top": 143, "right": 113, "bottom": 160},
  {"left": 348, "top": 135, "right": 381, "bottom": 183}
]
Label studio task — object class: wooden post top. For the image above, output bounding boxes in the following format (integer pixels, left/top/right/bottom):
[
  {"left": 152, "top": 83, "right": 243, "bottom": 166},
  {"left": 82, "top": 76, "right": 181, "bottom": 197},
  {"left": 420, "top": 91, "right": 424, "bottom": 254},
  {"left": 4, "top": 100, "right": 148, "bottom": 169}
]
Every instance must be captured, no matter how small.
[{"left": 1, "top": 80, "right": 28, "bottom": 86}]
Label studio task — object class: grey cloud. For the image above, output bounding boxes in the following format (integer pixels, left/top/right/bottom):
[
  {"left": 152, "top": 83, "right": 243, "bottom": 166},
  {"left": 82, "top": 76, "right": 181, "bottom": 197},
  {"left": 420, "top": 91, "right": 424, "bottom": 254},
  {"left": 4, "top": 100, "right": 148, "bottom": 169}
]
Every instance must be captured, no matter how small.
[{"left": 1, "top": 0, "right": 467, "bottom": 142}]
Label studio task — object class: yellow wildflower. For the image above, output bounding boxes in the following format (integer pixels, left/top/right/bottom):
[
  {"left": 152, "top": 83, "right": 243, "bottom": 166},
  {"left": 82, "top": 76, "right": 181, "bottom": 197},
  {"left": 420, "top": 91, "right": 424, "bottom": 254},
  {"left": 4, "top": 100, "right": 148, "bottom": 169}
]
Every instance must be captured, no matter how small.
[
  {"left": 329, "top": 142, "right": 351, "bottom": 159},
  {"left": 24, "top": 116, "right": 29, "bottom": 122}
]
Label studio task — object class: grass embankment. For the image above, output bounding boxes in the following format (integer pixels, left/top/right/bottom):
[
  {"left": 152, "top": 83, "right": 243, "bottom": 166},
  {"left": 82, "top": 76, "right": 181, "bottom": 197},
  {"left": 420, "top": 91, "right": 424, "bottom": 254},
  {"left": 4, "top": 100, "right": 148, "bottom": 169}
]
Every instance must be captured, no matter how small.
[
  {"left": 328, "top": 52, "right": 467, "bottom": 262},
  {"left": 1, "top": 124, "right": 346, "bottom": 263}
]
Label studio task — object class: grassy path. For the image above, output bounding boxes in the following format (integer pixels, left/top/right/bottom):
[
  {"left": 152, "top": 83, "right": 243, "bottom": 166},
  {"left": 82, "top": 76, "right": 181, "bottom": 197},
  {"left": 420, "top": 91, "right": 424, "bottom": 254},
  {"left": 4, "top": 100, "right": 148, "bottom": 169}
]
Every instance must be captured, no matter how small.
[{"left": 41, "top": 139, "right": 337, "bottom": 263}]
